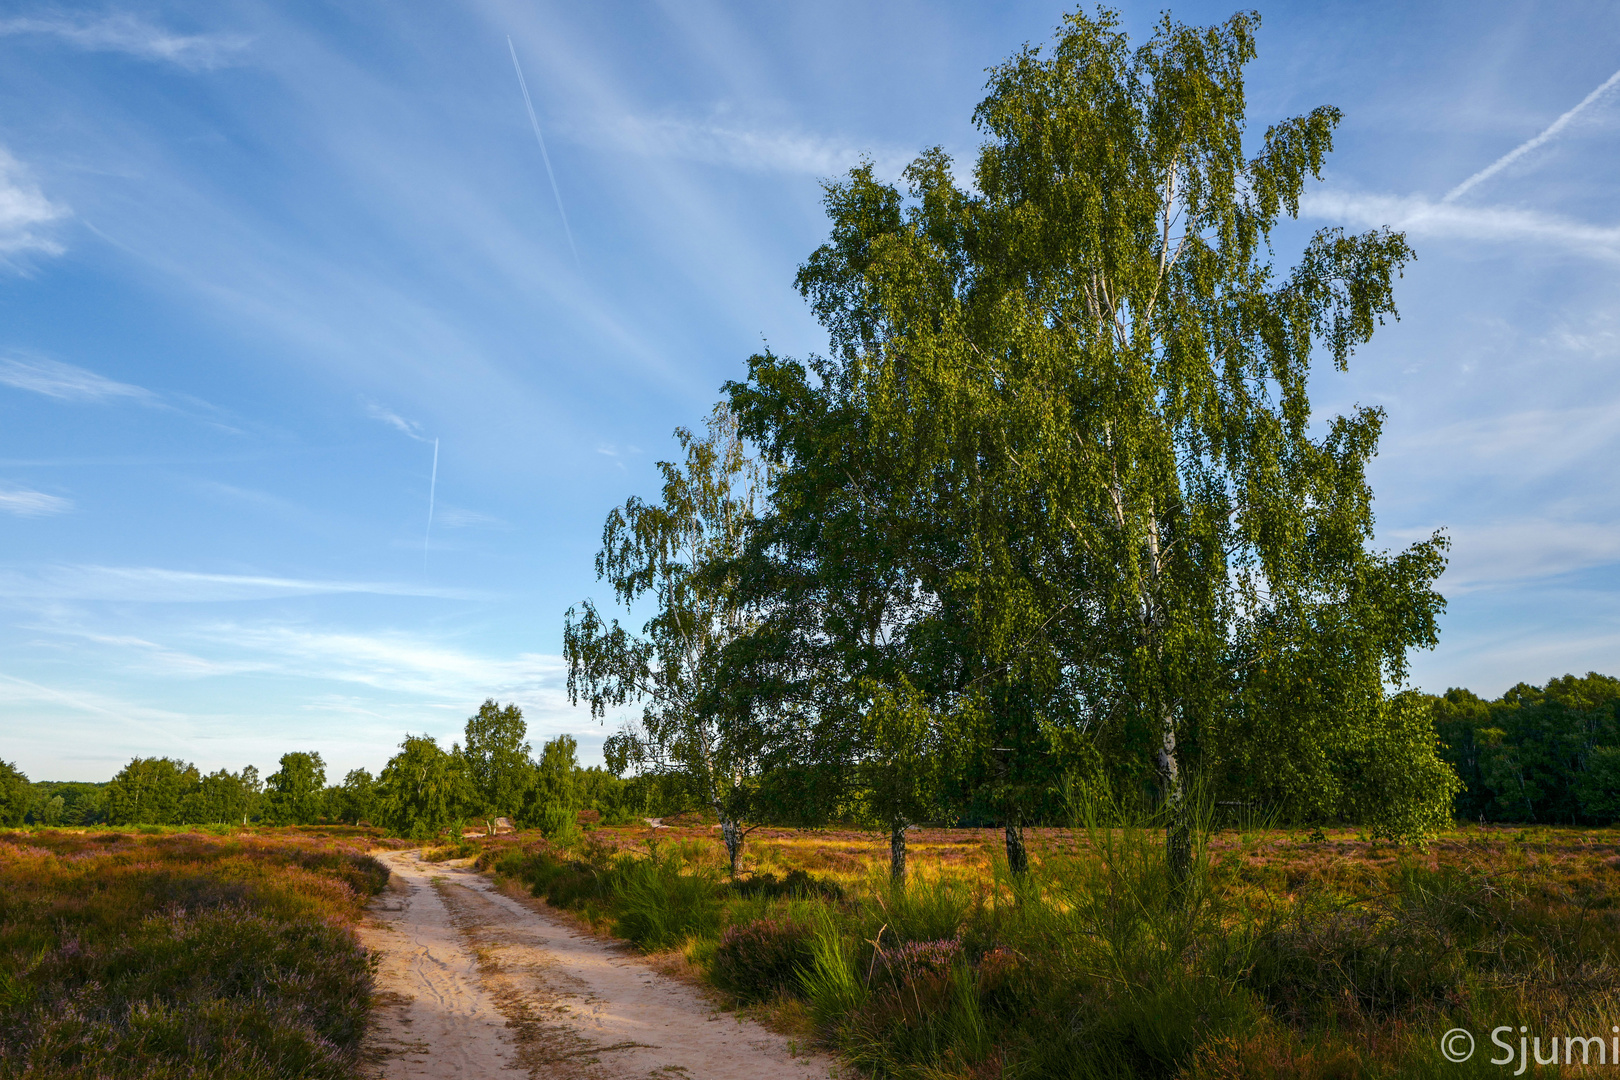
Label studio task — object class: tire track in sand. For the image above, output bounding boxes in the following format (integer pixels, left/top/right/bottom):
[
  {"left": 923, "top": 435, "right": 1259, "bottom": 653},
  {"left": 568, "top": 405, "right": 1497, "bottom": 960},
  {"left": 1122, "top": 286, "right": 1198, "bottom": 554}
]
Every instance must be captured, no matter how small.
[{"left": 360, "top": 849, "right": 836, "bottom": 1080}]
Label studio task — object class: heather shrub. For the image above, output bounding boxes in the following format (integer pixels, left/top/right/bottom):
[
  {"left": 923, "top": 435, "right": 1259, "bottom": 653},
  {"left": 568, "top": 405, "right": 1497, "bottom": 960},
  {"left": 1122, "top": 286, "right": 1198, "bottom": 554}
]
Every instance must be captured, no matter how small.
[
  {"left": 0, "top": 829, "right": 387, "bottom": 1079},
  {"left": 712, "top": 917, "right": 814, "bottom": 1002},
  {"left": 728, "top": 868, "right": 844, "bottom": 901}
]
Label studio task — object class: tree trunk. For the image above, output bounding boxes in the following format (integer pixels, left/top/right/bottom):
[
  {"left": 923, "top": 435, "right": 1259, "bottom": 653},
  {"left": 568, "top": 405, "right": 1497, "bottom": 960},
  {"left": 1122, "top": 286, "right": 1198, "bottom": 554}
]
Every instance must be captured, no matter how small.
[
  {"left": 1157, "top": 704, "right": 1191, "bottom": 890},
  {"left": 890, "top": 821, "right": 908, "bottom": 890},
  {"left": 1004, "top": 819, "right": 1029, "bottom": 876},
  {"left": 720, "top": 817, "right": 744, "bottom": 877}
]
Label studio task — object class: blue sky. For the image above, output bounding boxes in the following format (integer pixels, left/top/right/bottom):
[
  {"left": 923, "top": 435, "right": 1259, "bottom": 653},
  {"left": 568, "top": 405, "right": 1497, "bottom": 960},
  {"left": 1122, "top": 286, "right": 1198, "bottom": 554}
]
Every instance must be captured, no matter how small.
[{"left": 1, "top": 1, "right": 1617, "bottom": 781}]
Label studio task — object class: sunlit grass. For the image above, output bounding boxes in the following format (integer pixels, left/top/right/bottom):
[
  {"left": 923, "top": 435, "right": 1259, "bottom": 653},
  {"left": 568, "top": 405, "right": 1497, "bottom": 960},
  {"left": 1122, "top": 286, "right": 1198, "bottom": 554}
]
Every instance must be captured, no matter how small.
[{"left": 473, "top": 819, "right": 1620, "bottom": 1078}]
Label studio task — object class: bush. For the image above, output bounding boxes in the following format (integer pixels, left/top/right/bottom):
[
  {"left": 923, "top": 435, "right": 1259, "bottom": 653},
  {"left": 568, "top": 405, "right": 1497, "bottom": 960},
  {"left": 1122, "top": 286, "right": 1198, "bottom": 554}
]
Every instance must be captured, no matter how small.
[
  {"left": 712, "top": 918, "right": 815, "bottom": 1002},
  {"left": 535, "top": 805, "right": 580, "bottom": 843}
]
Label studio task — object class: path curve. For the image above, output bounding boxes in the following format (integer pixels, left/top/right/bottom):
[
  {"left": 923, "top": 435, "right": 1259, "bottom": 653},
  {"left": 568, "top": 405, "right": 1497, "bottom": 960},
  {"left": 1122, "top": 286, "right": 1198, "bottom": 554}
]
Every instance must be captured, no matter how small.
[{"left": 358, "top": 849, "right": 835, "bottom": 1080}]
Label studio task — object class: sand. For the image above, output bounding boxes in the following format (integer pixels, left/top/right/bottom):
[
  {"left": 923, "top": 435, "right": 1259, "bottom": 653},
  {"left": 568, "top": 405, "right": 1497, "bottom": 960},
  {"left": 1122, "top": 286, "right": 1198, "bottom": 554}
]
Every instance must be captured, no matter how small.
[{"left": 358, "top": 849, "right": 837, "bottom": 1080}]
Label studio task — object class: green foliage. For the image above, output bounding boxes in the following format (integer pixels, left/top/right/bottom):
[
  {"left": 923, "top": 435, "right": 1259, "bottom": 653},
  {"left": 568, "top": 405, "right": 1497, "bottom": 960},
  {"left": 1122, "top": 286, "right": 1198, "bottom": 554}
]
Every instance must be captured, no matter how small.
[
  {"left": 610, "top": 847, "right": 724, "bottom": 949},
  {"left": 0, "top": 761, "right": 27, "bottom": 828},
  {"left": 533, "top": 805, "right": 580, "bottom": 842},
  {"left": 462, "top": 699, "right": 533, "bottom": 832},
  {"left": 858, "top": 678, "right": 943, "bottom": 882},
  {"left": 520, "top": 732, "right": 580, "bottom": 826},
  {"left": 1432, "top": 671, "right": 1620, "bottom": 823},
  {"left": 720, "top": 4, "right": 1454, "bottom": 859},
  {"left": 712, "top": 917, "right": 815, "bottom": 1003},
  {"left": 105, "top": 757, "right": 201, "bottom": 826},
  {"left": 565, "top": 404, "right": 776, "bottom": 873},
  {"left": 376, "top": 734, "right": 471, "bottom": 839},
  {"left": 23, "top": 781, "right": 106, "bottom": 826},
  {"left": 180, "top": 766, "right": 261, "bottom": 826},
  {"left": 508, "top": 840, "right": 722, "bottom": 951},
  {"left": 330, "top": 768, "right": 376, "bottom": 826},
  {"left": 262, "top": 752, "right": 327, "bottom": 826}
]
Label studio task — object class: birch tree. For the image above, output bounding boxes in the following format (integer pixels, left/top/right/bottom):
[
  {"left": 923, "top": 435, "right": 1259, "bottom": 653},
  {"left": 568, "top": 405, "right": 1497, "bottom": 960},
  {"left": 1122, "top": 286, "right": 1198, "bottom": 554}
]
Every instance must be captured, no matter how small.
[
  {"left": 781, "top": 7, "right": 1456, "bottom": 877},
  {"left": 564, "top": 404, "right": 768, "bottom": 876}
]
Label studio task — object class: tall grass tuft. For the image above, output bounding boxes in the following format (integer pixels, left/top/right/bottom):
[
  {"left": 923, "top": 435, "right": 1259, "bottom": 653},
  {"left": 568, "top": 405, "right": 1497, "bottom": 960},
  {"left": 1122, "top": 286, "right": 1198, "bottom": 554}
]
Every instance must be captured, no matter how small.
[{"left": 610, "top": 844, "right": 722, "bottom": 949}]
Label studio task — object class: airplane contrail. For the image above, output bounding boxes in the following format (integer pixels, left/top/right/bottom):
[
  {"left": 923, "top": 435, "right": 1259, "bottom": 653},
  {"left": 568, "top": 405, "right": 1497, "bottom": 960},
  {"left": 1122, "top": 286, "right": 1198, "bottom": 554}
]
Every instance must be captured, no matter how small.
[
  {"left": 1444, "top": 66, "right": 1620, "bottom": 203},
  {"left": 424, "top": 437, "right": 438, "bottom": 568},
  {"left": 507, "top": 35, "right": 581, "bottom": 269}
]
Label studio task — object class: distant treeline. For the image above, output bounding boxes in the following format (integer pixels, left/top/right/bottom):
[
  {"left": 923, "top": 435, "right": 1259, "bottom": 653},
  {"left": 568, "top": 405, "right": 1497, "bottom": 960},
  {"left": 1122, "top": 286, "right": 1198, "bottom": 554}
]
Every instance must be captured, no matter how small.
[
  {"left": 0, "top": 700, "right": 694, "bottom": 838},
  {"left": 4, "top": 674, "right": 1618, "bottom": 835},
  {"left": 1428, "top": 671, "right": 1620, "bottom": 825}
]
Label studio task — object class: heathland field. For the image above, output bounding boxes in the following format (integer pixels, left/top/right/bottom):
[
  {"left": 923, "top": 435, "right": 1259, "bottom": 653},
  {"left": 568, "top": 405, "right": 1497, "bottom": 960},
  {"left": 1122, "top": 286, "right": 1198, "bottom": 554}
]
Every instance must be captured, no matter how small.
[
  {"left": 0, "top": 829, "right": 399, "bottom": 1079},
  {"left": 472, "top": 818, "right": 1620, "bottom": 1078},
  {"left": 7, "top": 821, "right": 1620, "bottom": 1078}
]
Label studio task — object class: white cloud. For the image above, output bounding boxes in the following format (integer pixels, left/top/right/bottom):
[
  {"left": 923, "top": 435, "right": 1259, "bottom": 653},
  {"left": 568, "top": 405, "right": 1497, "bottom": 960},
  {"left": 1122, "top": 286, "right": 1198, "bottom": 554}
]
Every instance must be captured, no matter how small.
[
  {"left": 1443, "top": 66, "right": 1620, "bottom": 204},
  {"left": 0, "top": 147, "right": 68, "bottom": 261},
  {"left": 1408, "top": 629, "right": 1620, "bottom": 699},
  {"left": 1393, "top": 519, "right": 1620, "bottom": 593},
  {"left": 0, "top": 13, "right": 246, "bottom": 69},
  {"left": 1302, "top": 189, "right": 1620, "bottom": 260},
  {"left": 1389, "top": 397, "right": 1620, "bottom": 485},
  {"left": 0, "top": 486, "right": 72, "bottom": 517},
  {"left": 437, "top": 506, "right": 505, "bottom": 529},
  {"left": 0, "top": 564, "right": 480, "bottom": 602},
  {"left": 0, "top": 353, "right": 152, "bottom": 402},
  {"left": 0, "top": 671, "right": 193, "bottom": 732},
  {"left": 362, "top": 399, "right": 430, "bottom": 441},
  {"left": 584, "top": 110, "right": 916, "bottom": 179},
  {"left": 207, "top": 624, "right": 563, "bottom": 699}
]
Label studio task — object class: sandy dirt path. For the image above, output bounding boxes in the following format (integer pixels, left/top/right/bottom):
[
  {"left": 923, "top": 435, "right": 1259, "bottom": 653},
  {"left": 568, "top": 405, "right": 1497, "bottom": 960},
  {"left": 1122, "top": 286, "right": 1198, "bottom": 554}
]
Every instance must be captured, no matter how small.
[{"left": 358, "top": 849, "right": 837, "bottom": 1080}]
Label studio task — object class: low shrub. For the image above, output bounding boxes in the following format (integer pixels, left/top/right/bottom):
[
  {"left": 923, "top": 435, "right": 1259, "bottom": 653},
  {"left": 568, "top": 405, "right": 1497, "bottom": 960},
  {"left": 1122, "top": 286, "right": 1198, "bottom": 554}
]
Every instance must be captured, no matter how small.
[
  {"left": 535, "top": 806, "right": 580, "bottom": 843},
  {"left": 712, "top": 918, "right": 815, "bottom": 1002},
  {"left": 729, "top": 868, "right": 844, "bottom": 901},
  {"left": 0, "top": 830, "right": 387, "bottom": 1079},
  {"left": 420, "top": 837, "right": 481, "bottom": 862}
]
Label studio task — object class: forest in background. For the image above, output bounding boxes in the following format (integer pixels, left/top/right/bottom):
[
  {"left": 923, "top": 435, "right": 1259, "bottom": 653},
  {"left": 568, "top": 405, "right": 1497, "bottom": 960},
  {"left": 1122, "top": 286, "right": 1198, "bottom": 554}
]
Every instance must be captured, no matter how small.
[{"left": 3, "top": 670, "right": 1618, "bottom": 834}]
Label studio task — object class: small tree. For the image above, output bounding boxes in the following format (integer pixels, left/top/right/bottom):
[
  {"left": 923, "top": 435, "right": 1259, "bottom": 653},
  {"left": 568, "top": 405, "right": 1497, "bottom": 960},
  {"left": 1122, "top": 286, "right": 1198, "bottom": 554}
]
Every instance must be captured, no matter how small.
[
  {"left": 333, "top": 768, "right": 377, "bottom": 826},
  {"left": 565, "top": 404, "right": 769, "bottom": 876},
  {"left": 462, "top": 699, "right": 533, "bottom": 834},
  {"left": 263, "top": 752, "right": 327, "bottom": 825},
  {"left": 105, "top": 757, "right": 199, "bottom": 825},
  {"left": 377, "top": 735, "right": 470, "bottom": 840},
  {"left": 0, "top": 760, "right": 28, "bottom": 827},
  {"left": 858, "top": 679, "right": 941, "bottom": 888},
  {"left": 534, "top": 734, "right": 580, "bottom": 809}
]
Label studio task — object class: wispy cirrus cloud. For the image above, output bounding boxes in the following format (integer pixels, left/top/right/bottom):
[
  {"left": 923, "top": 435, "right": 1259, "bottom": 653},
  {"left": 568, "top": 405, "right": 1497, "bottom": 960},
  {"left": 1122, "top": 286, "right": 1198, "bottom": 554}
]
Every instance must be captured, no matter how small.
[
  {"left": 204, "top": 624, "right": 563, "bottom": 699},
  {"left": 583, "top": 110, "right": 916, "bottom": 179},
  {"left": 1443, "top": 66, "right": 1620, "bottom": 204},
  {"left": 0, "top": 13, "right": 247, "bottom": 69},
  {"left": 1302, "top": 190, "right": 1620, "bottom": 260},
  {"left": 0, "top": 486, "right": 72, "bottom": 517},
  {"left": 0, "top": 352, "right": 153, "bottom": 402},
  {"left": 1305, "top": 66, "right": 1620, "bottom": 260},
  {"left": 1391, "top": 518, "right": 1620, "bottom": 593},
  {"left": 362, "top": 399, "right": 430, "bottom": 442},
  {"left": 0, "top": 147, "right": 68, "bottom": 263},
  {"left": 0, "top": 564, "right": 481, "bottom": 603},
  {"left": 437, "top": 506, "right": 505, "bottom": 529}
]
